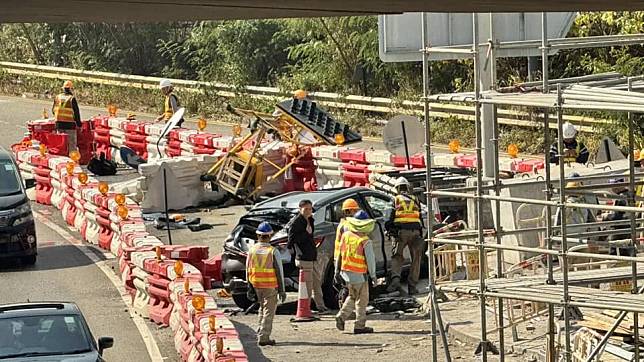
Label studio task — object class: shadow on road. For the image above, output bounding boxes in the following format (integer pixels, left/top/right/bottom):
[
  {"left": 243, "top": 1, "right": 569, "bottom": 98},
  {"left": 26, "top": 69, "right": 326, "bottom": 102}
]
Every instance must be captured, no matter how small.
[
  {"left": 0, "top": 244, "right": 94, "bottom": 272},
  {"left": 276, "top": 341, "right": 383, "bottom": 348},
  {"left": 231, "top": 320, "right": 271, "bottom": 362}
]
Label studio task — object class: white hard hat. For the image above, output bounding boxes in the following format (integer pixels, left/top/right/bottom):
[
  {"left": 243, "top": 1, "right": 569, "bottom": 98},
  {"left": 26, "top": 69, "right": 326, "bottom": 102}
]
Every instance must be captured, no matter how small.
[
  {"left": 394, "top": 176, "right": 410, "bottom": 188},
  {"left": 562, "top": 122, "right": 577, "bottom": 139},
  {"left": 159, "top": 79, "right": 172, "bottom": 89}
]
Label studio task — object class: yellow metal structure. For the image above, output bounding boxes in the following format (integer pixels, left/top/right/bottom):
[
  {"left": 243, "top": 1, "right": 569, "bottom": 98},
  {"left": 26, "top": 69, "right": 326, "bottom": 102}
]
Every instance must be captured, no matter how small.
[{"left": 203, "top": 105, "right": 330, "bottom": 201}]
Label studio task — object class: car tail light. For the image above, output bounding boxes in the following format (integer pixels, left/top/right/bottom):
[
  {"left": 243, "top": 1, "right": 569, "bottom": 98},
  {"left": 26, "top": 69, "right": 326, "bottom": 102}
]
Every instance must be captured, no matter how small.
[{"left": 314, "top": 237, "right": 325, "bottom": 247}]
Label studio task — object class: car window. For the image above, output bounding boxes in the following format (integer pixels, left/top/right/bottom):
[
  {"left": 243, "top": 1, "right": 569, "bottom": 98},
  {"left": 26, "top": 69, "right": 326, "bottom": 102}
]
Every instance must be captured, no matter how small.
[
  {"left": 363, "top": 194, "right": 394, "bottom": 219},
  {"left": 0, "top": 160, "right": 21, "bottom": 196},
  {"left": 326, "top": 201, "right": 345, "bottom": 223},
  {"left": 0, "top": 314, "right": 92, "bottom": 358}
]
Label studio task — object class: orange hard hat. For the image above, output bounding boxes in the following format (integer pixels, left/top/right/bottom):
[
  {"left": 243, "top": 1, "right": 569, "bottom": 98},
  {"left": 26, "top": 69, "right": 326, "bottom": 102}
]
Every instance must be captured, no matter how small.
[
  {"left": 342, "top": 198, "right": 359, "bottom": 211},
  {"left": 62, "top": 80, "right": 73, "bottom": 89},
  {"left": 293, "top": 89, "right": 308, "bottom": 100}
]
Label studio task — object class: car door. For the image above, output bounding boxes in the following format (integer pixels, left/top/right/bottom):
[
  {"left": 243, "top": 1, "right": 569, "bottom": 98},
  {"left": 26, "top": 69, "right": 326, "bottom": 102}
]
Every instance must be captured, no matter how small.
[{"left": 358, "top": 191, "right": 398, "bottom": 277}]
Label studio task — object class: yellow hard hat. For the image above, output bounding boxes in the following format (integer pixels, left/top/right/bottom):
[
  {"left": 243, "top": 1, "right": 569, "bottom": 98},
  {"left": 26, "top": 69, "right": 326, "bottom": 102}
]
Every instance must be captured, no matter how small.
[
  {"left": 293, "top": 89, "right": 308, "bottom": 100},
  {"left": 62, "top": 80, "right": 73, "bottom": 89}
]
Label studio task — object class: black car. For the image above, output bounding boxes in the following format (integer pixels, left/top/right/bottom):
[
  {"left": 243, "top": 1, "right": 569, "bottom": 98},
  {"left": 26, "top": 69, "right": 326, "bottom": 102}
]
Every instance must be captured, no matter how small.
[
  {"left": 0, "top": 302, "right": 113, "bottom": 361},
  {"left": 221, "top": 187, "right": 427, "bottom": 309},
  {"left": 0, "top": 147, "right": 37, "bottom": 265}
]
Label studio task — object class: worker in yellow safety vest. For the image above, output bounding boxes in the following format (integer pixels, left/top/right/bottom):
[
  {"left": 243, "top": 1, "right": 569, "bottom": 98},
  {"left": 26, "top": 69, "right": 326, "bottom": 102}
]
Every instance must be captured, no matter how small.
[
  {"left": 334, "top": 198, "right": 361, "bottom": 261},
  {"left": 548, "top": 122, "right": 589, "bottom": 165},
  {"left": 155, "top": 79, "right": 184, "bottom": 126},
  {"left": 334, "top": 210, "right": 376, "bottom": 334},
  {"left": 385, "top": 176, "right": 424, "bottom": 295},
  {"left": 52, "top": 80, "right": 81, "bottom": 153},
  {"left": 246, "top": 222, "right": 286, "bottom": 346}
]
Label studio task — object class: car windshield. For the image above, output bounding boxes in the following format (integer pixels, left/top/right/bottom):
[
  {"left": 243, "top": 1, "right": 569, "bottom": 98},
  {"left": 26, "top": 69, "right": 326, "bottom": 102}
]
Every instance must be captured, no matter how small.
[
  {"left": 254, "top": 192, "right": 330, "bottom": 210},
  {"left": 0, "top": 314, "right": 92, "bottom": 358},
  {"left": 0, "top": 160, "right": 22, "bottom": 197}
]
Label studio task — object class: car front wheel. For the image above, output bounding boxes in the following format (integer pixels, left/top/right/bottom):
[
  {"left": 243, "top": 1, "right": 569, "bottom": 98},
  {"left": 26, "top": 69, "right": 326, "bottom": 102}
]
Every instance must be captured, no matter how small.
[
  {"left": 232, "top": 293, "right": 253, "bottom": 310},
  {"left": 21, "top": 255, "right": 36, "bottom": 266}
]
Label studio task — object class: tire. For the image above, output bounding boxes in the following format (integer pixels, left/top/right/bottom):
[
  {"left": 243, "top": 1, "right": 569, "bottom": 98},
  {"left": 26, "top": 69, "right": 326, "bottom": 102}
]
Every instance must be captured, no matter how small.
[
  {"left": 321, "top": 261, "right": 339, "bottom": 310},
  {"left": 232, "top": 293, "right": 253, "bottom": 310},
  {"left": 21, "top": 255, "right": 36, "bottom": 266}
]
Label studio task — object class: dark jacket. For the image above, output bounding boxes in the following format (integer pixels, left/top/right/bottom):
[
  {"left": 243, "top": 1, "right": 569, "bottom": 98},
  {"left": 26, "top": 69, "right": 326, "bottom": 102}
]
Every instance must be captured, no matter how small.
[
  {"left": 549, "top": 139, "right": 589, "bottom": 164},
  {"left": 287, "top": 213, "right": 317, "bottom": 262}
]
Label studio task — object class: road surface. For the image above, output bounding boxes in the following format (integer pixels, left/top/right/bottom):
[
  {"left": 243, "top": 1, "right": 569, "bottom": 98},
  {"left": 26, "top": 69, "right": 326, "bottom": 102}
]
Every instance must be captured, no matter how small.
[{"left": 0, "top": 95, "right": 176, "bottom": 361}]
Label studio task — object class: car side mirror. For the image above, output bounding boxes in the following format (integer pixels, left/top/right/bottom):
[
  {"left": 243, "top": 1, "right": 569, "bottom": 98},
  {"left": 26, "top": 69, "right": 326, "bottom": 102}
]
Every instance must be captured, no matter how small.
[
  {"left": 24, "top": 179, "right": 36, "bottom": 189},
  {"left": 98, "top": 337, "right": 114, "bottom": 354}
]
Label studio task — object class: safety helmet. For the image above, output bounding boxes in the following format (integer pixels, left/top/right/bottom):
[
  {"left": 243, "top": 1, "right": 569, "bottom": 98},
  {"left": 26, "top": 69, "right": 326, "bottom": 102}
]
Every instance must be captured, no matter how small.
[
  {"left": 293, "top": 89, "right": 308, "bottom": 100},
  {"left": 394, "top": 177, "right": 410, "bottom": 188},
  {"left": 256, "top": 222, "right": 274, "bottom": 235},
  {"left": 62, "top": 80, "right": 73, "bottom": 89},
  {"left": 342, "top": 198, "right": 359, "bottom": 211},
  {"left": 562, "top": 122, "right": 577, "bottom": 139},
  {"left": 159, "top": 79, "right": 173, "bottom": 89},
  {"left": 353, "top": 210, "right": 370, "bottom": 220},
  {"left": 566, "top": 172, "right": 581, "bottom": 188}
]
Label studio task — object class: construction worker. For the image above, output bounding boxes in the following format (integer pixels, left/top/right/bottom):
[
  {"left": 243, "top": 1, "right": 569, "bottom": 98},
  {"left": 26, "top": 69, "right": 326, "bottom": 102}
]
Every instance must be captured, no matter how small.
[
  {"left": 334, "top": 199, "right": 361, "bottom": 261},
  {"left": 599, "top": 178, "right": 636, "bottom": 256},
  {"left": 287, "top": 199, "right": 318, "bottom": 320},
  {"left": 52, "top": 80, "right": 81, "bottom": 153},
  {"left": 549, "top": 122, "right": 589, "bottom": 165},
  {"left": 155, "top": 79, "right": 183, "bottom": 126},
  {"left": 310, "top": 200, "right": 360, "bottom": 313},
  {"left": 335, "top": 210, "right": 376, "bottom": 334},
  {"left": 246, "top": 222, "right": 286, "bottom": 346},
  {"left": 386, "top": 176, "right": 424, "bottom": 295},
  {"left": 557, "top": 173, "right": 596, "bottom": 227}
]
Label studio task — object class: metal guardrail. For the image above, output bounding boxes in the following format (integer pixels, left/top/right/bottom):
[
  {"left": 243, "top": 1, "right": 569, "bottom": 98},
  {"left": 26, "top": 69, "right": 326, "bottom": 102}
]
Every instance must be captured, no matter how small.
[{"left": 0, "top": 61, "right": 608, "bottom": 132}]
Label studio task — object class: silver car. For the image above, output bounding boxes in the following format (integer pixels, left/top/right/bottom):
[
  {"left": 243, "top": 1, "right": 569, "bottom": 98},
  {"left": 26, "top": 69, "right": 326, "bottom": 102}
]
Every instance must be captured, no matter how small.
[{"left": 220, "top": 187, "right": 424, "bottom": 309}]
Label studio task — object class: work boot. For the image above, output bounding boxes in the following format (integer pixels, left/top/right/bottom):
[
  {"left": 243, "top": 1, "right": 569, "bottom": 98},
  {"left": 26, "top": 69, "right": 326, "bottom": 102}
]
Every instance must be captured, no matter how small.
[
  {"left": 354, "top": 327, "right": 374, "bottom": 334},
  {"left": 335, "top": 316, "right": 345, "bottom": 331},
  {"left": 258, "top": 339, "right": 276, "bottom": 346},
  {"left": 408, "top": 285, "right": 420, "bottom": 295}
]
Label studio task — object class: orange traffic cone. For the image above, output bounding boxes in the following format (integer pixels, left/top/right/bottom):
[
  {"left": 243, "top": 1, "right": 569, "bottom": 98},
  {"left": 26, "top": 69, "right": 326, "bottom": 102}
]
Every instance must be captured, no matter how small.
[{"left": 291, "top": 268, "right": 319, "bottom": 322}]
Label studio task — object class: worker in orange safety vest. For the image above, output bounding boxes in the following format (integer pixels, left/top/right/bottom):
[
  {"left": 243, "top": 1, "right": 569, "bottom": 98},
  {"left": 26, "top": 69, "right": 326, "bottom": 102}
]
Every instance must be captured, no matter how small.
[
  {"left": 52, "top": 80, "right": 81, "bottom": 153},
  {"left": 385, "top": 176, "right": 424, "bottom": 295},
  {"left": 246, "top": 222, "right": 286, "bottom": 346},
  {"left": 334, "top": 210, "right": 376, "bottom": 334},
  {"left": 334, "top": 198, "right": 361, "bottom": 261}
]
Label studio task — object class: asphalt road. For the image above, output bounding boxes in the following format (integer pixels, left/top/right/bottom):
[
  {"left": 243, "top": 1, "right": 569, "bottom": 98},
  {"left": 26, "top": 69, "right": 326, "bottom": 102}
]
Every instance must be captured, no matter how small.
[
  {"left": 0, "top": 96, "right": 170, "bottom": 361},
  {"left": 0, "top": 205, "right": 154, "bottom": 361}
]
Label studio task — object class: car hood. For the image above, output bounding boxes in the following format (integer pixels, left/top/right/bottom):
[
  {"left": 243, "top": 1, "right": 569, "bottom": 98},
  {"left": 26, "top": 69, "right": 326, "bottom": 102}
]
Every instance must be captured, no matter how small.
[
  {"left": 0, "top": 193, "right": 27, "bottom": 211},
  {"left": 0, "top": 351, "right": 99, "bottom": 361}
]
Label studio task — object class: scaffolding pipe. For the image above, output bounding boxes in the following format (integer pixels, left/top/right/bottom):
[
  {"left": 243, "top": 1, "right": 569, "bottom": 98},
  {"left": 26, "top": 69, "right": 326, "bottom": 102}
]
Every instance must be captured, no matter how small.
[
  {"left": 628, "top": 77, "right": 640, "bottom": 361},
  {"left": 430, "top": 190, "right": 644, "bottom": 213},
  {"left": 482, "top": 291, "right": 644, "bottom": 314},
  {"left": 473, "top": 13, "right": 491, "bottom": 360},
  {"left": 420, "top": 12, "right": 443, "bottom": 362},
  {"left": 492, "top": 101, "right": 505, "bottom": 361},
  {"left": 584, "top": 286, "right": 644, "bottom": 361}
]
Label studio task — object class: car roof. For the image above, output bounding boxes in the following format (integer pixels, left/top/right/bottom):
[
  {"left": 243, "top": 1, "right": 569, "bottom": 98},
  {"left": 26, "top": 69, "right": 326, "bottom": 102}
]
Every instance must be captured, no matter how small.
[
  {"left": 0, "top": 302, "right": 81, "bottom": 318},
  {"left": 252, "top": 187, "right": 388, "bottom": 210}
]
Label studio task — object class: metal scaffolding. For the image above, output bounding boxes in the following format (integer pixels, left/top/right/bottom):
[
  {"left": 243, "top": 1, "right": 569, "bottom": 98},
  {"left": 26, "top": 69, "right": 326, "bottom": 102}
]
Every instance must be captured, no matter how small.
[{"left": 421, "top": 12, "right": 644, "bottom": 362}]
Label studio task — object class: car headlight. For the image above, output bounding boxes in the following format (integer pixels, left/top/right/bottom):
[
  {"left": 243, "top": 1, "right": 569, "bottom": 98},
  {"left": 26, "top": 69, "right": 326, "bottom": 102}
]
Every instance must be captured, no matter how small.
[
  {"left": 15, "top": 203, "right": 31, "bottom": 215},
  {"left": 12, "top": 203, "right": 33, "bottom": 226},
  {"left": 13, "top": 213, "right": 33, "bottom": 226}
]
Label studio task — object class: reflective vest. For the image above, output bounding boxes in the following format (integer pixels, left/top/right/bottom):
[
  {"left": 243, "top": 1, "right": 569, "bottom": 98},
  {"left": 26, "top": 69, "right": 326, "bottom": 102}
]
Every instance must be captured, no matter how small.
[
  {"left": 334, "top": 218, "right": 349, "bottom": 261},
  {"left": 339, "top": 231, "right": 368, "bottom": 274},
  {"left": 563, "top": 143, "right": 583, "bottom": 163},
  {"left": 54, "top": 94, "right": 75, "bottom": 123},
  {"left": 247, "top": 244, "right": 278, "bottom": 289},
  {"left": 163, "top": 94, "right": 179, "bottom": 121},
  {"left": 394, "top": 194, "right": 421, "bottom": 224}
]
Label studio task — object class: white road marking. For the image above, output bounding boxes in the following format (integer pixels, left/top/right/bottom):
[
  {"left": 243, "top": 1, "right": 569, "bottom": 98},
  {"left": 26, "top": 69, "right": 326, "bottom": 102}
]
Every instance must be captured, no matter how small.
[{"left": 33, "top": 211, "right": 164, "bottom": 362}]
